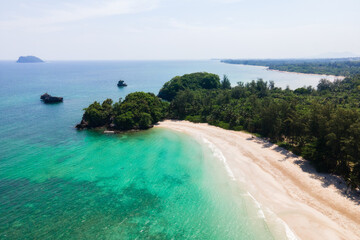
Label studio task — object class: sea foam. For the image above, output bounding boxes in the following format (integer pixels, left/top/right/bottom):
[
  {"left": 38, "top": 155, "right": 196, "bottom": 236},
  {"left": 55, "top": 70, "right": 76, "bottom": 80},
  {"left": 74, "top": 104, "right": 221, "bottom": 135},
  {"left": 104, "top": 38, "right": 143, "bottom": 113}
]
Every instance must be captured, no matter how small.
[
  {"left": 202, "top": 136, "right": 298, "bottom": 240},
  {"left": 247, "top": 192, "right": 298, "bottom": 240},
  {"left": 201, "top": 137, "right": 236, "bottom": 181},
  {"left": 247, "top": 192, "right": 266, "bottom": 219}
]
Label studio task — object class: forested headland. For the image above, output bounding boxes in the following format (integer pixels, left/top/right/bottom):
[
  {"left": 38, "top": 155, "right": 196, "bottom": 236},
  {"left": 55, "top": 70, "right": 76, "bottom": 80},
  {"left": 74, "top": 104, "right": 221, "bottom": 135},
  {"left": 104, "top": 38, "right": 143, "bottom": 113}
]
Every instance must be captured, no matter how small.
[
  {"left": 221, "top": 58, "right": 360, "bottom": 76},
  {"left": 79, "top": 72, "right": 360, "bottom": 189},
  {"left": 76, "top": 92, "right": 168, "bottom": 131}
]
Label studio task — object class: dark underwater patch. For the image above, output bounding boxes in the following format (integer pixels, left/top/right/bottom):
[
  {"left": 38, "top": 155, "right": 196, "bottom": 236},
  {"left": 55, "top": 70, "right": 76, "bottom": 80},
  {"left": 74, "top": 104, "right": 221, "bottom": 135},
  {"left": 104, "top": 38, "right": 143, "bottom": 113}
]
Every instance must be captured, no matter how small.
[{"left": 0, "top": 178, "right": 178, "bottom": 239}]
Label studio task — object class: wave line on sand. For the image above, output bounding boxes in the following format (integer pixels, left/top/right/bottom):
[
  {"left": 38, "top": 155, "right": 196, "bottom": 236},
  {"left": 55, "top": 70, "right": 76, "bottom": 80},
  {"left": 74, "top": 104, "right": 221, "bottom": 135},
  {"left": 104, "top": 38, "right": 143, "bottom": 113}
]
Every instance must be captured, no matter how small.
[
  {"left": 202, "top": 137, "right": 236, "bottom": 181},
  {"left": 202, "top": 136, "right": 298, "bottom": 240},
  {"left": 246, "top": 192, "right": 298, "bottom": 240}
]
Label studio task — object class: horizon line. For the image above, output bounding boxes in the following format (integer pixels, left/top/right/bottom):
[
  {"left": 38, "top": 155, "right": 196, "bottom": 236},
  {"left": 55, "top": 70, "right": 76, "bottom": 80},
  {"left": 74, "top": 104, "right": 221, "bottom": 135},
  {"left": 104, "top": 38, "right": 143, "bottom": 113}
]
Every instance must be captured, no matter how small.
[{"left": 1, "top": 56, "right": 360, "bottom": 62}]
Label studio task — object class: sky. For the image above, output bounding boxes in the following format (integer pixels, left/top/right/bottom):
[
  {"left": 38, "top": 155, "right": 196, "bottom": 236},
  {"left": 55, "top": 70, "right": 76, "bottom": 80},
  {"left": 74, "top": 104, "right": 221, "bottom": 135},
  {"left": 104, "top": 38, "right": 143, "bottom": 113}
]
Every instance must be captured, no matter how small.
[{"left": 0, "top": 0, "right": 359, "bottom": 60}]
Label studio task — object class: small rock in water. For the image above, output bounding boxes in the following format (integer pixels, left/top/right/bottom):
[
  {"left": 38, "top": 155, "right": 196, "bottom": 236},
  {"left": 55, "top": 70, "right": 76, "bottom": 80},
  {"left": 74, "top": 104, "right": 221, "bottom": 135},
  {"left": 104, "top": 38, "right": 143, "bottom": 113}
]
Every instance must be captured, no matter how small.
[
  {"left": 117, "top": 80, "right": 127, "bottom": 87},
  {"left": 40, "top": 93, "right": 63, "bottom": 103}
]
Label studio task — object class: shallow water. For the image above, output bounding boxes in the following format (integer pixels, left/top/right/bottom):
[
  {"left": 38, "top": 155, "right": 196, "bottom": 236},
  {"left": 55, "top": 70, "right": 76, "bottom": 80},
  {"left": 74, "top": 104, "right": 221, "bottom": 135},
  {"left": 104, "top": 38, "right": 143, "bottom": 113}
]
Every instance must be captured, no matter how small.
[
  {"left": 0, "top": 60, "right": 322, "bottom": 239},
  {"left": 0, "top": 128, "right": 279, "bottom": 239}
]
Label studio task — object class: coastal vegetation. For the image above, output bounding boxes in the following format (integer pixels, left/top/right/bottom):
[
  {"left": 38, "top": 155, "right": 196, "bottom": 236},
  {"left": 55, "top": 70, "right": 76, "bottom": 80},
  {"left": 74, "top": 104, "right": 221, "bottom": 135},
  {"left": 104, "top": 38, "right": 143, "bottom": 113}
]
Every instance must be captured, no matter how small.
[
  {"left": 163, "top": 74, "right": 360, "bottom": 189},
  {"left": 78, "top": 72, "right": 218, "bottom": 130},
  {"left": 77, "top": 92, "right": 168, "bottom": 130},
  {"left": 158, "top": 72, "right": 221, "bottom": 101},
  {"left": 221, "top": 58, "right": 360, "bottom": 76},
  {"left": 79, "top": 71, "right": 360, "bottom": 189}
]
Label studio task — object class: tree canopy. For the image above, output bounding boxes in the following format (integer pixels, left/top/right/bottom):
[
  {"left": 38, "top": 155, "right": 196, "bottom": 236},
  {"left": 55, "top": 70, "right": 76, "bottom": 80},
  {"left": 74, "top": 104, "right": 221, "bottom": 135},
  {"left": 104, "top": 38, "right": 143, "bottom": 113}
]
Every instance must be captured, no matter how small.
[
  {"left": 79, "top": 71, "right": 360, "bottom": 189},
  {"left": 158, "top": 72, "right": 221, "bottom": 101},
  {"left": 81, "top": 92, "right": 168, "bottom": 130},
  {"left": 165, "top": 74, "right": 360, "bottom": 189}
]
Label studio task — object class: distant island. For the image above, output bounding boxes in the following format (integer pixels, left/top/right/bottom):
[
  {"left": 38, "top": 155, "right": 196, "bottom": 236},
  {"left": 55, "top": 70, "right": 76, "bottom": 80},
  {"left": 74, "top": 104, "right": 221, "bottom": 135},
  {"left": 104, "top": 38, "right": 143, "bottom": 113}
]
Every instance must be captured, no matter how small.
[{"left": 17, "top": 56, "right": 44, "bottom": 63}]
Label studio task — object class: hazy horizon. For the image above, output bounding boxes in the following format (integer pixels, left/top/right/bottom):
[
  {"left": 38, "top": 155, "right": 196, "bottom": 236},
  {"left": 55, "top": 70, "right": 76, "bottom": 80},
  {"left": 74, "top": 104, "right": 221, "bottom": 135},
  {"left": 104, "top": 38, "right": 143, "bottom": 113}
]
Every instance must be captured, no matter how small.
[
  {"left": 1, "top": 0, "right": 360, "bottom": 60},
  {"left": 3, "top": 56, "right": 360, "bottom": 62}
]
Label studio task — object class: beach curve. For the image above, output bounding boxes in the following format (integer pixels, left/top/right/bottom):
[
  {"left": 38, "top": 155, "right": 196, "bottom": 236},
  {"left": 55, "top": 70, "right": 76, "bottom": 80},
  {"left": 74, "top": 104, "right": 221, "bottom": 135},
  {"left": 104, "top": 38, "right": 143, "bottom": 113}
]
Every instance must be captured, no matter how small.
[{"left": 156, "top": 120, "right": 360, "bottom": 240}]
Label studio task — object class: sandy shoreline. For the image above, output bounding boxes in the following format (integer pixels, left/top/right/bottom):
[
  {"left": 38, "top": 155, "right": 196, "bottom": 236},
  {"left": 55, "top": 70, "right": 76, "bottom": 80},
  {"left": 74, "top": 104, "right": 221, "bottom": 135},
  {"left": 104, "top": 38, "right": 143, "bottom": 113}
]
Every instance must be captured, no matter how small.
[
  {"left": 156, "top": 120, "right": 360, "bottom": 240},
  {"left": 266, "top": 68, "right": 345, "bottom": 80}
]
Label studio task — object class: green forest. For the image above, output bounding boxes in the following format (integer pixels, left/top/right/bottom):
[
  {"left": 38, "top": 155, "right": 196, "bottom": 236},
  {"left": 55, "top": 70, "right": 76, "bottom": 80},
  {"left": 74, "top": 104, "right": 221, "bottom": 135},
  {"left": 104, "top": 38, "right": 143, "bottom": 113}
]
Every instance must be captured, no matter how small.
[
  {"left": 221, "top": 58, "right": 360, "bottom": 76},
  {"left": 77, "top": 92, "right": 168, "bottom": 130},
  {"left": 80, "top": 72, "right": 360, "bottom": 189}
]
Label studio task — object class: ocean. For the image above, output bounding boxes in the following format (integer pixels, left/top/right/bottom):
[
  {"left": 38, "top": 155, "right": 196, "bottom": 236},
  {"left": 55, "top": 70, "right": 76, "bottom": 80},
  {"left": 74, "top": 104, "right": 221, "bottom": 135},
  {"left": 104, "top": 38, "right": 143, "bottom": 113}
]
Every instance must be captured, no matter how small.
[{"left": 0, "top": 60, "right": 335, "bottom": 239}]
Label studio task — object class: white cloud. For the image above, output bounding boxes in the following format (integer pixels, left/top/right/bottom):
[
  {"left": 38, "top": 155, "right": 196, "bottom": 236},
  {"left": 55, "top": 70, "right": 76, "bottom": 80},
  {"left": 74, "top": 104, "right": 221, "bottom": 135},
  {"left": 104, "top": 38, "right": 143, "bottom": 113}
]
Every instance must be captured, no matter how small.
[
  {"left": 0, "top": 0, "right": 359, "bottom": 59},
  {"left": 0, "top": 0, "right": 159, "bottom": 28},
  {"left": 211, "top": 0, "right": 245, "bottom": 2},
  {"left": 167, "top": 18, "right": 229, "bottom": 32}
]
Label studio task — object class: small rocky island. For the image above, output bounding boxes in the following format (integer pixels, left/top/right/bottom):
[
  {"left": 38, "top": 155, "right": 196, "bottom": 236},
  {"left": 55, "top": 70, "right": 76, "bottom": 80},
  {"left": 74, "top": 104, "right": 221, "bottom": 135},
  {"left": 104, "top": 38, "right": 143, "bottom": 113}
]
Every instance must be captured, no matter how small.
[
  {"left": 17, "top": 56, "right": 44, "bottom": 63},
  {"left": 117, "top": 80, "right": 127, "bottom": 87},
  {"left": 41, "top": 93, "right": 63, "bottom": 103}
]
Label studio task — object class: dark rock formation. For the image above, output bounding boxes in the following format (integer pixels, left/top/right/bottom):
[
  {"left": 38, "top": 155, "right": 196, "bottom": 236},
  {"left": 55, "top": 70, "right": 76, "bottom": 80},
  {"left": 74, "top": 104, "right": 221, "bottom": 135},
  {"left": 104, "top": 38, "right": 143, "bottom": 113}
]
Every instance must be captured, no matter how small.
[
  {"left": 75, "top": 119, "right": 88, "bottom": 129},
  {"left": 117, "top": 80, "right": 127, "bottom": 87},
  {"left": 40, "top": 93, "right": 63, "bottom": 103},
  {"left": 17, "top": 56, "right": 44, "bottom": 63}
]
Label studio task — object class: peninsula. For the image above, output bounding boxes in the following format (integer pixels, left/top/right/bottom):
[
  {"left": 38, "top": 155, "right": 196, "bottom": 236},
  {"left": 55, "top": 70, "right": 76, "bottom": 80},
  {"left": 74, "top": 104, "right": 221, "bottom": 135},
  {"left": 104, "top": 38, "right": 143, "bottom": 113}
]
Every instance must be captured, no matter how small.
[
  {"left": 77, "top": 72, "right": 221, "bottom": 131},
  {"left": 79, "top": 71, "right": 360, "bottom": 190},
  {"left": 76, "top": 92, "right": 168, "bottom": 130},
  {"left": 17, "top": 56, "right": 44, "bottom": 63},
  {"left": 78, "top": 71, "right": 360, "bottom": 238}
]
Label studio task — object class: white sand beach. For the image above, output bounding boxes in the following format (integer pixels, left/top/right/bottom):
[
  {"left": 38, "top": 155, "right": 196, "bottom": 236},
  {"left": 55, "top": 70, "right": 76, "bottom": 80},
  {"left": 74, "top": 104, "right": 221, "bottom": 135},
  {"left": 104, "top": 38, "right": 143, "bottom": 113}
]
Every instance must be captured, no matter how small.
[
  {"left": 266, "top": 68, "right": 346, "bottom": 80},
  {"left": 156, "top": 120, "right": 360, "bottom": 240},
  {"left": 235, "top": 64, "right": 345, "bottom": 80}
]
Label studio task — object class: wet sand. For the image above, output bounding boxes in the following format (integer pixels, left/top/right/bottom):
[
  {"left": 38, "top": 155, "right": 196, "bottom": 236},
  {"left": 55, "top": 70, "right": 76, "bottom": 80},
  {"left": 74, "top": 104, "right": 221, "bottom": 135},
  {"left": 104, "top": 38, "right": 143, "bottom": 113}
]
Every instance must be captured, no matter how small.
[{"left": 156, "top": 120, "right": 360, "bottom": 240}]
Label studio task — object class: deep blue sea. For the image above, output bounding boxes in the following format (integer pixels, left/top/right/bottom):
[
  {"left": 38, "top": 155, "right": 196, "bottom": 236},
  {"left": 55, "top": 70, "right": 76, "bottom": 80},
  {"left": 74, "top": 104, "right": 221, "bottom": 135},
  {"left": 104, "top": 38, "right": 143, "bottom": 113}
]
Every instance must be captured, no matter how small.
[{"left": 0, "top": 60, "right": 334, "bottom": 239}]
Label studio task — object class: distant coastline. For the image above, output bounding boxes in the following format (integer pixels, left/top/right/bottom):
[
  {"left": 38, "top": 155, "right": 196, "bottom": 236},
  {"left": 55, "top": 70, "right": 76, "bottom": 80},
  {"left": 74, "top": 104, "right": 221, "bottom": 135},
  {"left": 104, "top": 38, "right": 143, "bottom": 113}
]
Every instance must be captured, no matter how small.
[
  {"left": 224, "top": 62, "right": 346, "bottom": 80},
  {"left": 220, "top": 58, "right": 360, "bottom": 78},
  {"left": 254, "top": 64, "right": 345, "bottom": 80},
  {"left": 265, "top": 67, "right": 345, "bottom": 79}
]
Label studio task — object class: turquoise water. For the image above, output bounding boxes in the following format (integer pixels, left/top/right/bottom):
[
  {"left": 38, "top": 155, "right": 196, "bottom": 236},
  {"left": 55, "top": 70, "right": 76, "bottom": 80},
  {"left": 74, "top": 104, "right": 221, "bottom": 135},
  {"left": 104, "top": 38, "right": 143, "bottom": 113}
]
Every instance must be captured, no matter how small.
[
  {"left": 0, "top": 129, "right": 276, "bottom": 239},
  {"left": 0, "top": 60, "right": 324, "bottom": 239}
]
